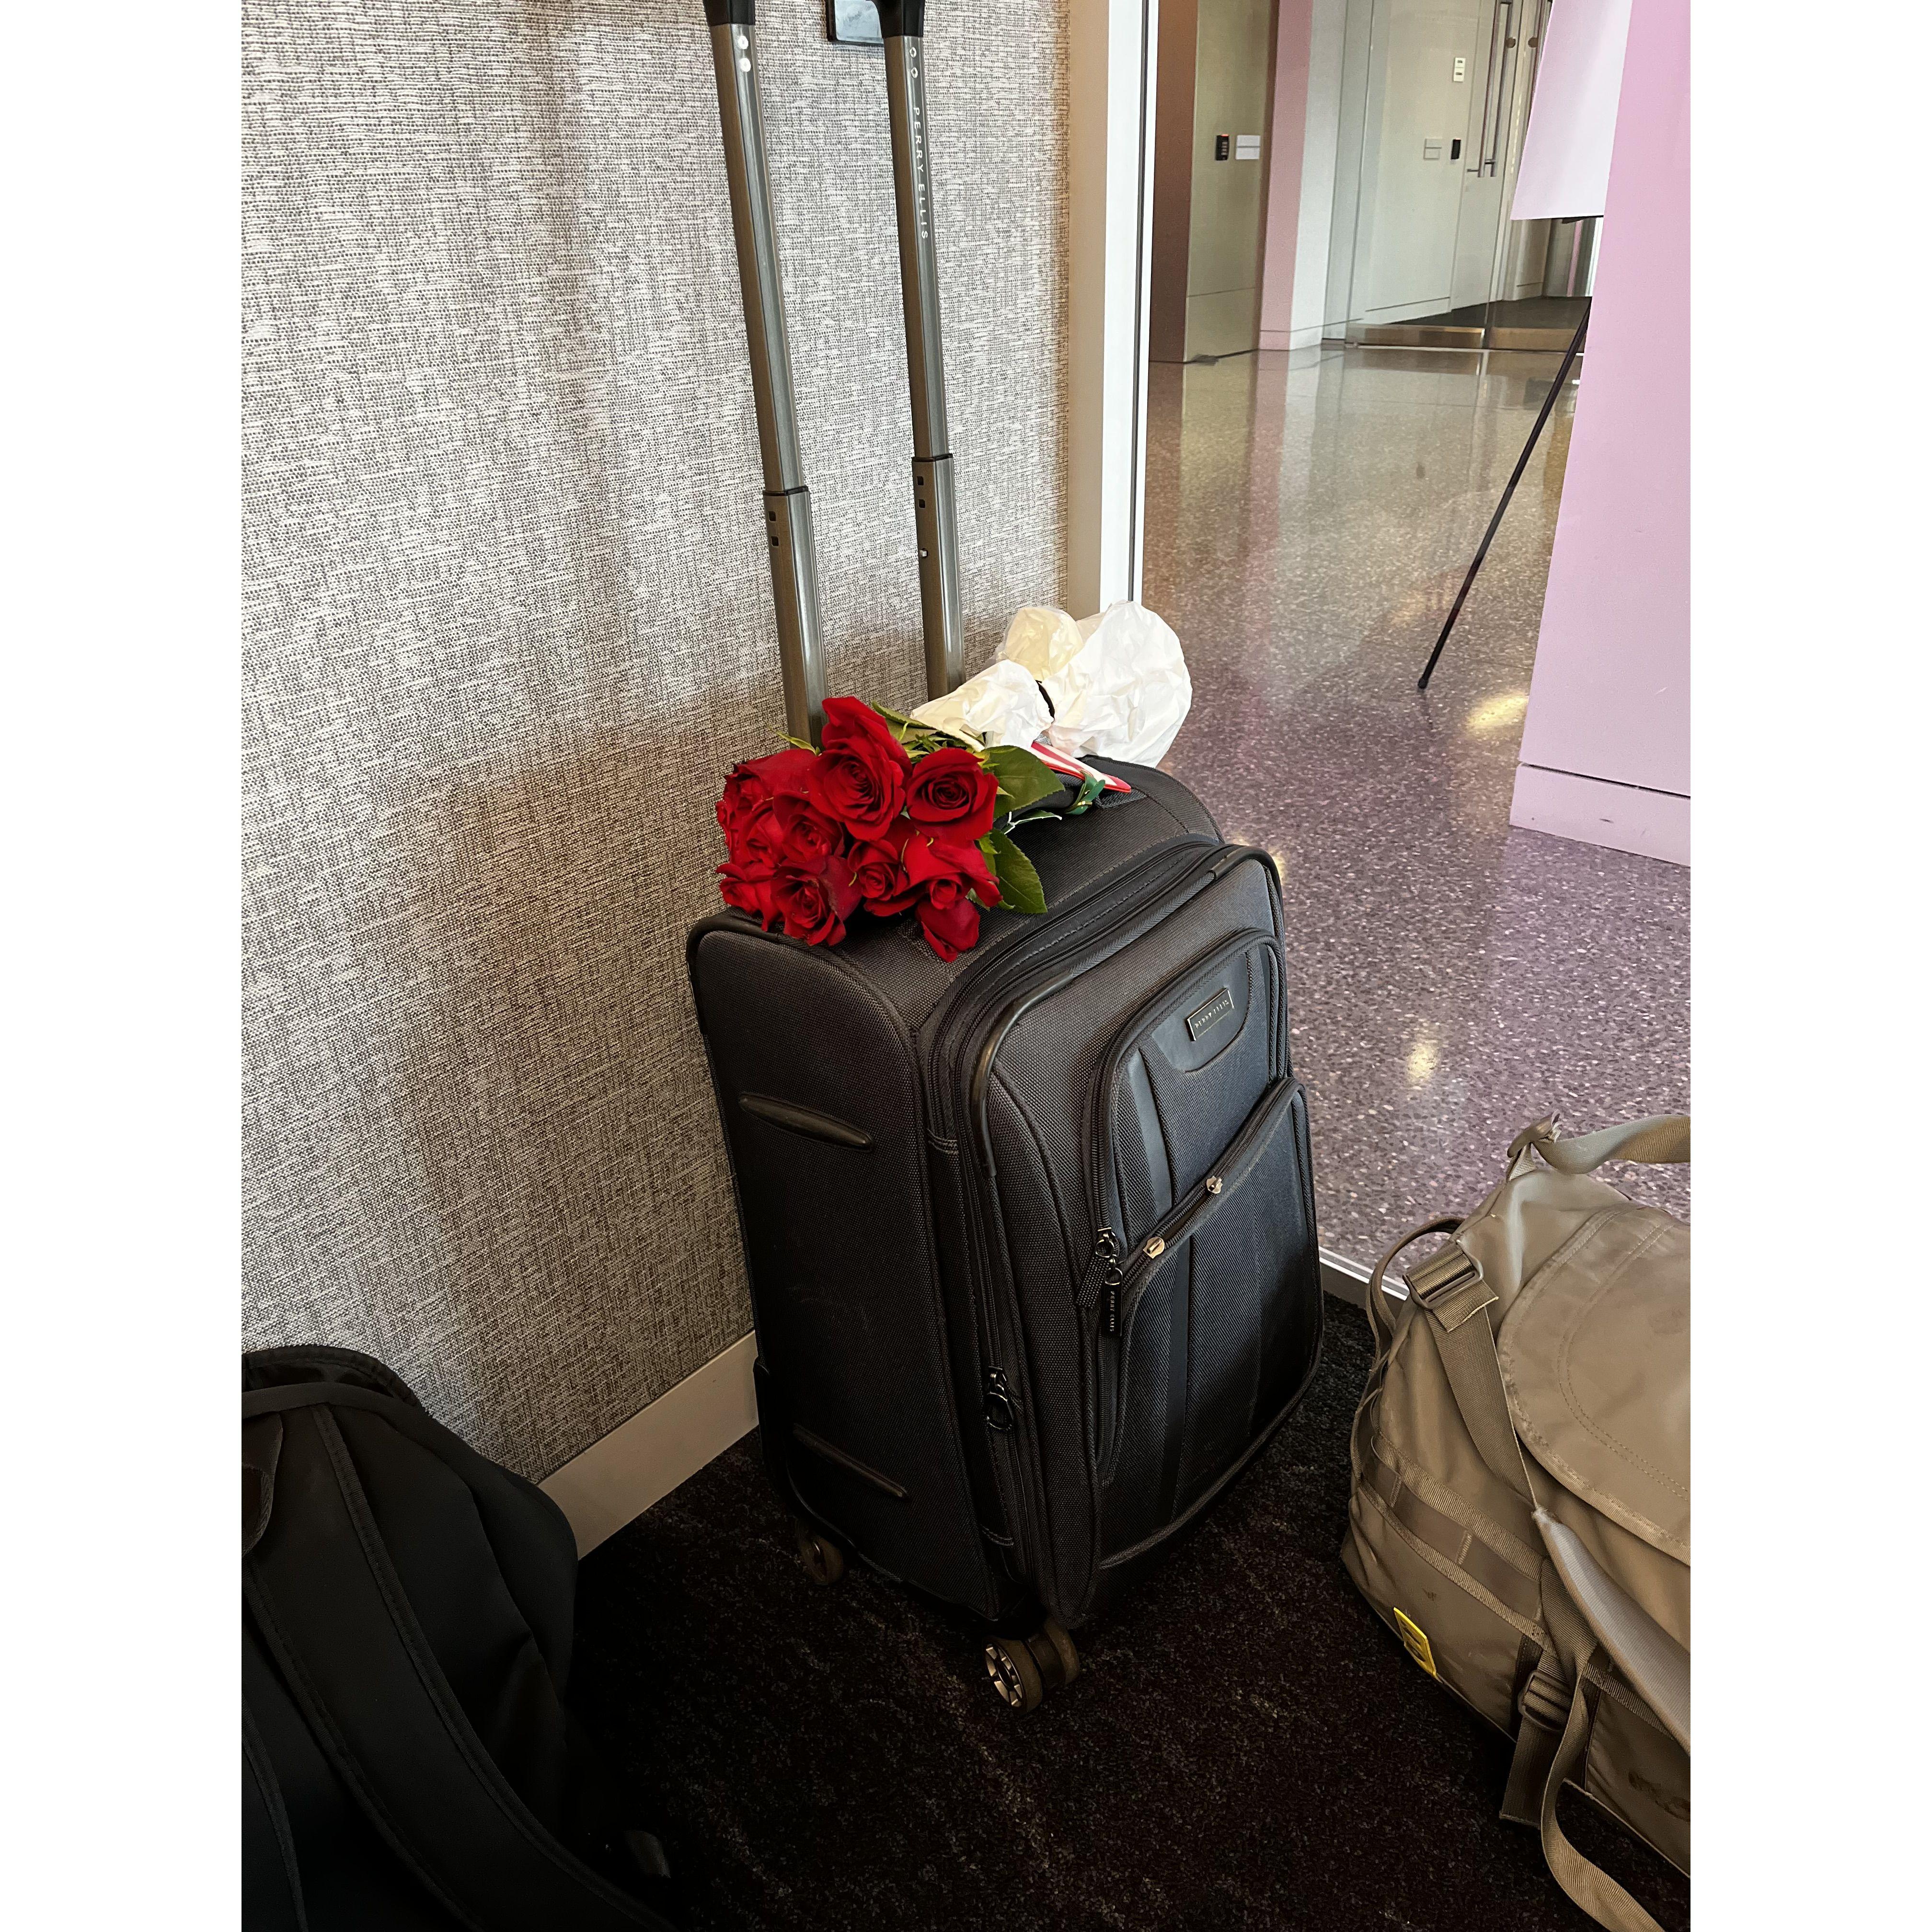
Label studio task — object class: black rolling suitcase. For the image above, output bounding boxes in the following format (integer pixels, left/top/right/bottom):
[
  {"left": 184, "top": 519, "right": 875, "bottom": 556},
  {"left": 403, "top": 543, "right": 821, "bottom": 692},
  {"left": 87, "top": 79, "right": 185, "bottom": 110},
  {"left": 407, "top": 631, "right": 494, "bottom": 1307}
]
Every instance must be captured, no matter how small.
[{"left": 686, "top": 2, "right": 1323, "bottom": 1708}]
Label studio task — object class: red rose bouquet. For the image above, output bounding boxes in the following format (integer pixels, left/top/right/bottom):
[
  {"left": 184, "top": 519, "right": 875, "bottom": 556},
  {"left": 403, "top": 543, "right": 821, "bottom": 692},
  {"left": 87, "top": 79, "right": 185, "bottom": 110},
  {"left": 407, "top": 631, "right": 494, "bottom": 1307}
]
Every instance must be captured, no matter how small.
[{"left": 713, "top": 697, "right": 1073, "bottom": 961}]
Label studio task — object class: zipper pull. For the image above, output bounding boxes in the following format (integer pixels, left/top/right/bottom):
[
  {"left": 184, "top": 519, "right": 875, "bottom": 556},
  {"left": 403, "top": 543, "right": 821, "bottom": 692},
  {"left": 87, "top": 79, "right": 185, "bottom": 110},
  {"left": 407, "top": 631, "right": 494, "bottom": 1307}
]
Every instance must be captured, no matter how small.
[
  {"left": 1077, "top": 1227, "right": 1121, "bottom": 1317},
  {"left": 983, "top": 1368, "right": 1016, "bottom": 1433},
  {"left": 1104, "top": 1262, "right": 1124, "bottom": 1338}
]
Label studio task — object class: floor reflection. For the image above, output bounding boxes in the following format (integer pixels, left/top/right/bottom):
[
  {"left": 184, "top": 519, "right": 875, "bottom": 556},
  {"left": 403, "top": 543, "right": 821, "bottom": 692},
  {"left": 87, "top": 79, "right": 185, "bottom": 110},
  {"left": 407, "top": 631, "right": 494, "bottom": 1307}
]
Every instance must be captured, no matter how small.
[{"left": 1145, "top": 346, "right": 1688, "bottom": 1265}]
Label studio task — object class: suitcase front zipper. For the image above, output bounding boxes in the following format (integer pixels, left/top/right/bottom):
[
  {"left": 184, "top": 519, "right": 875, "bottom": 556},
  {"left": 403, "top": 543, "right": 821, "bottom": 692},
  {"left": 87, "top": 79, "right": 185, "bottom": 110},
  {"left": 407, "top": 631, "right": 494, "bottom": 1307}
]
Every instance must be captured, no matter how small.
[
  {"left": 929, "top": 838, "right": 1229, "bottom": 1593},
  {"left": 1084, "top": 1075, "right": 1302, "bottom": 1486},
  {"left": 948, "top": 842, "right": 1281, "bottom": 1611}
]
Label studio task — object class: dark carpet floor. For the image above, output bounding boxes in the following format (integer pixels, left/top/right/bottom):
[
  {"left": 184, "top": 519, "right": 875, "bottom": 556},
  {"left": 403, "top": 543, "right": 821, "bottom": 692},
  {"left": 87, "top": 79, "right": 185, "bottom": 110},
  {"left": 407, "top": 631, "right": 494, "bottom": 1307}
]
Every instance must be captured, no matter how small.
[{"left": 574, "top": 1311, "right": 1690, "bottom": 1931}]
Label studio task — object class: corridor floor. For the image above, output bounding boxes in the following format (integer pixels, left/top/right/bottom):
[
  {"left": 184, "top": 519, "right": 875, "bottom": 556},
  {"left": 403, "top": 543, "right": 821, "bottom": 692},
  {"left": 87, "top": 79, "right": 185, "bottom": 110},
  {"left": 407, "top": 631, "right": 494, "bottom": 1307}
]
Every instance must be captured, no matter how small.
[{"left": 1144, "top": 346, "right": 1690, "bottom": 1269}]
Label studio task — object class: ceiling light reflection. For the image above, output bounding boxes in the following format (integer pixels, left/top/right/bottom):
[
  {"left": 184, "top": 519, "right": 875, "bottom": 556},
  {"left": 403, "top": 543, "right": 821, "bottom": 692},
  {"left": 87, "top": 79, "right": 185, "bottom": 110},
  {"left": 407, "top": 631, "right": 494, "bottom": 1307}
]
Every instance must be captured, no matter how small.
[{"left": 1465, "top": 690, "right": 1529, "bottom": 735}]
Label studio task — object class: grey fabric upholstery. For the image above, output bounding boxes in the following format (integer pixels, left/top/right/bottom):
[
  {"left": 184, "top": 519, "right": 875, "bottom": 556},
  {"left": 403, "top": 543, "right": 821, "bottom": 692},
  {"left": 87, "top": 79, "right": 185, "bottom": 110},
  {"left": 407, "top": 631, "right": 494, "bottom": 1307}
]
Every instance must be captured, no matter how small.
[{"left": 242, "top": 0, "right": 1068, "bottom": 1477}]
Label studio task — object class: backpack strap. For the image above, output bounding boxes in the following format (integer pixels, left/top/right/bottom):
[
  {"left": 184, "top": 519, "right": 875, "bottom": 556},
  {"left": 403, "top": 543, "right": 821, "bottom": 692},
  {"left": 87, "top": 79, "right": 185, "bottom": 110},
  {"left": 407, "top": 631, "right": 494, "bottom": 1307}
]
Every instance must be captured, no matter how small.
[
  {"left": 1511, "top": 1114, "right": 1690, "bottom": 1174},
  {"left": 244, "top": 1398, "right": 671, "bottom": 1932},
  {"left": 242, "top": 1696, "right": 308, "bottom": 1932}
]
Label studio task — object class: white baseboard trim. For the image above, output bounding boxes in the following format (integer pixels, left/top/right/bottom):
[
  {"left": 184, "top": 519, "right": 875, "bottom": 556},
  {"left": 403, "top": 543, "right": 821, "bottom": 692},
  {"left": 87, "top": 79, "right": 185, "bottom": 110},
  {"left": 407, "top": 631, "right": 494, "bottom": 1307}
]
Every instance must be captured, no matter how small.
[
  {"left": 541, "top": 1333, "right": 758, "bottom": 1555},
  {"left": 1258, "top": 325, "right": 1331, "bottom": 353},
  {"left": 1319, "top": 1247, "right": 1375, "bottom": 1309},
  {"left": 1509, "top": 763, "right": 1690, "bottom": 866}
]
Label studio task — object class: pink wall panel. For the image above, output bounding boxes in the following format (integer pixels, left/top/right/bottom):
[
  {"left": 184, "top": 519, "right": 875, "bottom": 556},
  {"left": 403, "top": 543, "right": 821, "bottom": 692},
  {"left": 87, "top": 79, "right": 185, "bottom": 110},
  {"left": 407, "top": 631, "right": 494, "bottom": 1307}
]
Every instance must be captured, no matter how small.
[
  {"left": 1258, "top": 0, "right": 1314, "bottom": 340},
  {"left": 1515, "top": 0, "right": 1689, "bottom": 840}
]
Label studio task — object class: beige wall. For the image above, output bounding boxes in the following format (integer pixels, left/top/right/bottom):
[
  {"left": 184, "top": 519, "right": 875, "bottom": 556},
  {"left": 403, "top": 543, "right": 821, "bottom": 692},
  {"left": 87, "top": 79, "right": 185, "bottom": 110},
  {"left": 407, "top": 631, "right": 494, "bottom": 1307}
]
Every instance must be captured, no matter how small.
[{"left": 242, "top": 0, "right": 1069, "bottom": 1478}]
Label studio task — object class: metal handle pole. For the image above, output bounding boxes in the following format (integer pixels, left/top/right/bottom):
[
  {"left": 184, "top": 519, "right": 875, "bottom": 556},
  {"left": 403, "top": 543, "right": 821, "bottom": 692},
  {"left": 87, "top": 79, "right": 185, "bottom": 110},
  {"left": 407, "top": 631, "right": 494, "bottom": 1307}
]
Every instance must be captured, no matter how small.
[
  {"left": 706, "top": 10, "right": 826, "bottom": 744},
  {"left": 1416, "top": 300, "right": 1588, "bottom": 691},
  {"left": 878, "top": 6, "right": 964, "bottom": 701}
]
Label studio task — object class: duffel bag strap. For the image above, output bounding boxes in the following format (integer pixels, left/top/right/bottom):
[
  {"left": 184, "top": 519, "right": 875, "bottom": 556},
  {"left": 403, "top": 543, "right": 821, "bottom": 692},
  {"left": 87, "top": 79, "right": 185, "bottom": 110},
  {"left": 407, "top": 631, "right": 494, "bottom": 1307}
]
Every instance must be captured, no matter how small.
[
  {"left": 1405, "top": 1241, "right": 1543, "bottom": 1507},
  {"left": 1511, "top": 1113, "right": 1690, "bottom": 1174},
  {"left": 1349, "top": 1220, "right": 1469, "bottom": 1500},
  {"left": 1363, "top": 1217, "right": 1464, "bottom": 1358},
  {"left": 1540, "top": 1659, "right": 1666, "bottom": 1932},
  {"left": 1504, "top": 1567, "right": 1667, "bottom": 1932}
]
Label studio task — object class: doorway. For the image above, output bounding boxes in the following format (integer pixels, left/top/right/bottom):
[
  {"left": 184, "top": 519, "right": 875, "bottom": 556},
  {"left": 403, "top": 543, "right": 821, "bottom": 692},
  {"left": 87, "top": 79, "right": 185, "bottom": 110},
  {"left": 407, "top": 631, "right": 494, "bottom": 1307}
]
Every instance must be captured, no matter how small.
[
  {"left": 1149, "top": 0, "right": 1281, "bottom": 364},
  {"left": 1327, "top": 0, "right": 1587, "bottom": 349}
]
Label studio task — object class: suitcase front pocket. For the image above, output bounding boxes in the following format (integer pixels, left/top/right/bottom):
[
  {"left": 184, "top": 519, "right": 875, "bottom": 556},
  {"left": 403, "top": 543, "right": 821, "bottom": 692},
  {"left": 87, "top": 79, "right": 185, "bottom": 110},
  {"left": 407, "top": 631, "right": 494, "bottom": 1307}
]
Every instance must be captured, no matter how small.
[{"left": 1089, "top": 1076, "right": 1317, "bottom": 1557}]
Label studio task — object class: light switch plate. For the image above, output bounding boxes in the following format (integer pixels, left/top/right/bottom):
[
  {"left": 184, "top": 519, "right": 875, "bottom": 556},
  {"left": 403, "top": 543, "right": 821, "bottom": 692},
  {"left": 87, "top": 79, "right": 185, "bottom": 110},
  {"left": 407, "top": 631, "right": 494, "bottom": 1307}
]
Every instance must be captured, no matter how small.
[
  {"left": 1454, "top": 54, "right": 1467, "bottom": 81},
  {"left": 1423, "top": 138, "right": 1444, "bottom": 159},
  {"left": 826, "top": 0, "right": 882, "bottom": 47},
  {"left": 1234, "top": 133, "right": 1262, "bottom": 162}
]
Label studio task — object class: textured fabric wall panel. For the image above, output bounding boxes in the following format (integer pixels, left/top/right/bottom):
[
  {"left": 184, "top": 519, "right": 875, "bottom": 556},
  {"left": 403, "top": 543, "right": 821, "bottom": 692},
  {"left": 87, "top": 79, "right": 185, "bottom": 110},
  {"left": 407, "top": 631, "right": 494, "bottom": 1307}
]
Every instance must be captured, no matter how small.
[{"left": 242, "top": 0, "right": 1068, "bottom": 1477}]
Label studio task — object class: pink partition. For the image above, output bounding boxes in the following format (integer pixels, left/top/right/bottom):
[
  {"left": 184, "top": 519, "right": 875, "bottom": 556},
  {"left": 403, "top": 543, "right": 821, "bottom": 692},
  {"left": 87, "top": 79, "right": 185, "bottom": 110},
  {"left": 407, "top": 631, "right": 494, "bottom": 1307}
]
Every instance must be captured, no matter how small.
[
  {"left": 1257, "top": 0, "right": 1314, "bottom": 345},
  {"left": 1510, "top": 0, "right": 1689, "bottom": 865}
]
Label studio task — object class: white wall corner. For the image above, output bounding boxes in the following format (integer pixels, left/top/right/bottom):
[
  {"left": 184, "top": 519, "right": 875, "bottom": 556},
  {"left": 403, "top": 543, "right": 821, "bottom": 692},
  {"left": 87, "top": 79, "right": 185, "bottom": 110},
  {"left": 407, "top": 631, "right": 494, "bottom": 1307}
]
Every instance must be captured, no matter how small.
[
  {"left": 1291, "top": 0, "right": 1347, "bottom": 341},
  {"left": 1510, "top": 764, "right": 1689, "bottom": 866},
  {"left": 540, "top": 1333, "right": 759, "bottom": 1555},
  {"left": 1067, "top": 0, "right": 1158, "bottom": 617}
]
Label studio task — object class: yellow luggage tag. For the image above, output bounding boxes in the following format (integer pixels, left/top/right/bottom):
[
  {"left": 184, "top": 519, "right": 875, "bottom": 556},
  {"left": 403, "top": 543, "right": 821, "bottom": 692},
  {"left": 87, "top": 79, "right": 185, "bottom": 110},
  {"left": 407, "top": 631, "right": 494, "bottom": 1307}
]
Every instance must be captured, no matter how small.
[{"left": 1392, "top": 1607, "right": 1437, "bottom": 1678}]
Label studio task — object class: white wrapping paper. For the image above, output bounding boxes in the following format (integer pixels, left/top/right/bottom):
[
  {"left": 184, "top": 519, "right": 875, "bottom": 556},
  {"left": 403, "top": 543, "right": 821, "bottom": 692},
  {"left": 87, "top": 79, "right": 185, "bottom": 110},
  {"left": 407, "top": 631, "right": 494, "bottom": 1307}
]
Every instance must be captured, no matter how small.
[{"left": 909, "top": 601, "right": 1192, "bottom": 766}]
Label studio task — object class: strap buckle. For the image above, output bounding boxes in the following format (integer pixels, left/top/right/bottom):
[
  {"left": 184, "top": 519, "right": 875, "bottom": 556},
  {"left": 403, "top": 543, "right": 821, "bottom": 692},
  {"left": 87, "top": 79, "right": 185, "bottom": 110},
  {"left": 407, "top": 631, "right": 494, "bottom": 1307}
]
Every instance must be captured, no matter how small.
[
  {"left": 1404, "top": 1239, "right": 1497, "bottom": 1330},
  {"left": 1518, "top": 1658, "right": 1573, "bottom": 1735},
  {"left": 1500, "top": 1655, "right": 1576, "bottom": 1828}
]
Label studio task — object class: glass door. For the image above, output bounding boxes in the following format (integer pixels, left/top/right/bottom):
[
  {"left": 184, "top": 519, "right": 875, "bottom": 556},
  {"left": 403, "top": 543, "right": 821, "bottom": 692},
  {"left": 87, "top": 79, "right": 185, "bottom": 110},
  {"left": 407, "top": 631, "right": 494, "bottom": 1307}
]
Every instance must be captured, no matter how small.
[{"left": 1327, "top": 0, "right": 1585, "bottom": 349}]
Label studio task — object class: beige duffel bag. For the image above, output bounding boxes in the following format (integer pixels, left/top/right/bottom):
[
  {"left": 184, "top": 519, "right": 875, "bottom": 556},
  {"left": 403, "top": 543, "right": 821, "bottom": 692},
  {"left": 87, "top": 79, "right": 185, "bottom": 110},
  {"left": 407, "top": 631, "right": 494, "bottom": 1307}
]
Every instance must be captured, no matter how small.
[{"left": 1344, "top": 1115, "right": 1690, "bottom": 1932}]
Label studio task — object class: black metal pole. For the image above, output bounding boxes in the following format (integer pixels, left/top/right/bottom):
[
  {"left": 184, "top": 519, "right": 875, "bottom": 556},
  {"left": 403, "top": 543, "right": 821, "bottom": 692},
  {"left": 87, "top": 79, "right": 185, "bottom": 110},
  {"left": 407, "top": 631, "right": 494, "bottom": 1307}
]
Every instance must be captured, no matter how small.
[{"left": 1417, "top": 299, "right": 1591, "bottom": 692}]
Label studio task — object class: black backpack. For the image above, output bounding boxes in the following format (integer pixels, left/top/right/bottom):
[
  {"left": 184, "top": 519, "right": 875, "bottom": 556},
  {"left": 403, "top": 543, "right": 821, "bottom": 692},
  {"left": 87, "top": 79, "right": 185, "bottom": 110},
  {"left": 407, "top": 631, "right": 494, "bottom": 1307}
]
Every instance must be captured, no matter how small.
[{"left": 242, "top": 1346, "right": 677, "bottom": 1930}]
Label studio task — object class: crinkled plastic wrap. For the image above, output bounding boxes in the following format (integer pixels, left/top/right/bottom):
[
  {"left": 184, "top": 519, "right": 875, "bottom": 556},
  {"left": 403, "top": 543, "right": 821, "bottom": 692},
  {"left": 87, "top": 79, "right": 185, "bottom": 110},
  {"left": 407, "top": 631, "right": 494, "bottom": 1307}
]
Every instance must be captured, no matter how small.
[
  {"left": 905, "top": 657, "right": 1049, "bottom": 749},
  {"left": 909, "top": 601, "right": 1192, "bottom": 765}
]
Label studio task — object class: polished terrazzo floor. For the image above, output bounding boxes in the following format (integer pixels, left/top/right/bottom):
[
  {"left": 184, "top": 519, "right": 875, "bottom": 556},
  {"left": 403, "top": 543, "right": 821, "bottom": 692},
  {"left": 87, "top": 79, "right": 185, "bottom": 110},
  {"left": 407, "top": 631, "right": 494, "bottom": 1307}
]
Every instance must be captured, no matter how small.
[{"left": 1144, "top": 346, "right": 1689, "bottom": 1269}]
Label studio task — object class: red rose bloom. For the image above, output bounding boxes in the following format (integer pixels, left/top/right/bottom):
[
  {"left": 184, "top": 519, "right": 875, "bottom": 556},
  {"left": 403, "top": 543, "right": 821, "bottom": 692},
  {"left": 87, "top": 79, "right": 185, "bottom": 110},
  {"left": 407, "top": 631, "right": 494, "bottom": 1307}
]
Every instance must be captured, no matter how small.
[
  {"left": 731, "top": 798, "right": 787, "bottom": 873},
  {"left": 916, "top": 874, "right": 981, "bottom": 962},
  {"left": 772, "top": 794, "right": 847, "bottom": 874},
  {"left": 810, "top": 697, "right": 914, "bottom": 839},
  {"left": 716, "top": 860, "right": 778, "bottom": 928},
  {"left": 905, "top": 746, "right": 999, "bottom": 842},
  {"left": 850, "top": 820, "right": 918, "bottom": 916},
  {"left": 770, "top": 855, "right": 861, "bottom": 946},
  {"left": 716, "top": 746, "right": 816, "bottom": 841},
  {"left": 903, "top": 828, "right": 1001, "bottom": 908}
]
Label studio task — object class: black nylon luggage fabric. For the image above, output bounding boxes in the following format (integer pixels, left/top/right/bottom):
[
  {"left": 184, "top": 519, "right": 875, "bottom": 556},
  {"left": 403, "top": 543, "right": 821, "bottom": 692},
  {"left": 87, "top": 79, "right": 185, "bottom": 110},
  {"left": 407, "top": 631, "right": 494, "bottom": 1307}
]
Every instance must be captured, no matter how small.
[
  {"left": 241, "top": 1347, "right": 678, "bottom": 1931},
  {"left": 686, "top": 762, "right": 1323, "bottom": 1632}
]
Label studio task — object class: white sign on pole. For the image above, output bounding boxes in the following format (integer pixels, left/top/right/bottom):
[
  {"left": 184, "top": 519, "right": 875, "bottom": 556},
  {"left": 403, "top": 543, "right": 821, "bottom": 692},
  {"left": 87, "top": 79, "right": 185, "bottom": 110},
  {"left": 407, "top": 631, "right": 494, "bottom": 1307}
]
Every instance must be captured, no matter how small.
[{"left": 1511, "top": 0, "right": 1635, "bottom": 222}]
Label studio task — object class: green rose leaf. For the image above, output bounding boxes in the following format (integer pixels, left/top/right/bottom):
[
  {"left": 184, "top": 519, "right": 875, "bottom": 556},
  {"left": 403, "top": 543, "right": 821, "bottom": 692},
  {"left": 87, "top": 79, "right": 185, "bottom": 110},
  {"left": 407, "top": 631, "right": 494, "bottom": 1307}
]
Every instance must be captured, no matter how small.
[
  {"left": 986, "top": 828, "right": 1047, "bottom": 916},
  {"left": 982, "top": 743, "right": 1065, "bottom": 815}
]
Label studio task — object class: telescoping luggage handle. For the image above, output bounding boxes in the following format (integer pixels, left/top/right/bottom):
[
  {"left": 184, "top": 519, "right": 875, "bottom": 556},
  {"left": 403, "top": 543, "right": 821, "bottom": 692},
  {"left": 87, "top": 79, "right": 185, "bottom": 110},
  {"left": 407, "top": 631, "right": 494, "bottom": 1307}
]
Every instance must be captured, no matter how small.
[
  {"left": 875, "top": 2, "right": 966, "bottom": 704},
  {"left": 702, "top": 2, "right": 963, "bottom": 742},
  {"left": 703, "top": 1, "right": 826, "bottom": 744}
]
